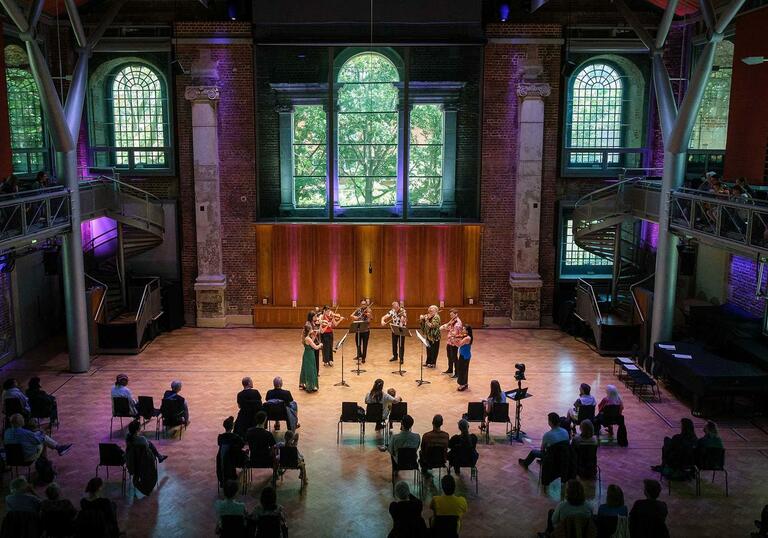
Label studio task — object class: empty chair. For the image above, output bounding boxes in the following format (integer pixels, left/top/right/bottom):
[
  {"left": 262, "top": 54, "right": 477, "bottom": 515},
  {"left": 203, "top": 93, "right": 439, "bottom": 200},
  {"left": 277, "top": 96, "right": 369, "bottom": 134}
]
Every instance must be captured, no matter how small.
[
  {"left": 464, "top": 402, "right": 485, "bottom": 428},
  {"left": 274, "top": 445, "right": 304, "bottom": 490},
  {"left": 392, "top": 447, "right": 420, "bottom": 498},
  {"left": 485, "top": 402, "right": 511, "bottom": 443},
  {"left": 96, "top": 443, "right": 127, "bottom": 496},
  {"left": 4, "top": 444, "right": 34, "bottom": 479},
  {"left": 264, "top": 402, "right": 289, "bottom": 431},
  {"left": 29, "top": 398, "right": 56, "bottom": 434},
  {"left": 695, "top": 446, "right": 728, "bottom": 496},
  {"left": 137, "top": 396, "right": 159, "bottom": 430},
  {"left": 110, "top": 397, "right": 133, "bottom": 439},
  {"left": 337, "top": 402, "right": 362, "bottom": 445}
]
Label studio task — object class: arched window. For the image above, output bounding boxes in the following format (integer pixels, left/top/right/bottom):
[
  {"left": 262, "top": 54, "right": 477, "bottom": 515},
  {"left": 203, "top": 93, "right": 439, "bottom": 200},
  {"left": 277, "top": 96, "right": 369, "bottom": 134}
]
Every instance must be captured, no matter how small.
[
  {"left": 4, "top": 45, "right": 46, "bottom": 175},
  {"left": 110, "top": 64, "right": 168, "bottom": 168},
  {"left": 568, "top": 62, "right": 624, "bottom": 168},
  {"left": 336, "top": 52, "right": 399, "bottom": 207}
]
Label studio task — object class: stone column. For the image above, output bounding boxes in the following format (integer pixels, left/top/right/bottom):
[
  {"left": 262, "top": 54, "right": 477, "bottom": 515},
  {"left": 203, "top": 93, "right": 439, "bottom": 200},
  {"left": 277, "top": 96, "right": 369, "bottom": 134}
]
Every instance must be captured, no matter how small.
[
  {"left": 509, "top": 81, "right": 551, "bottom": 328},
  {"left": 441, "top": 103, "right": 458, "bottom": 216},
  {"left": 185, "top": 84, "right": 227, "bottom": 328},
  {"left": 277, "top": 104, "right": 294, "bottom": 215}
]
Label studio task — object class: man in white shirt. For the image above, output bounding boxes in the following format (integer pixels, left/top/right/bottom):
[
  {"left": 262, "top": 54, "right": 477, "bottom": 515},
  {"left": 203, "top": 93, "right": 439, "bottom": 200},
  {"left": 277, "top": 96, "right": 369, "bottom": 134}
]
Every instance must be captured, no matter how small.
[
  {"left": 389, "top": 414, "right": 420, "bottom": 471},
  {"left": 110, "top": 373, "right": 137, "bottom": 416}
]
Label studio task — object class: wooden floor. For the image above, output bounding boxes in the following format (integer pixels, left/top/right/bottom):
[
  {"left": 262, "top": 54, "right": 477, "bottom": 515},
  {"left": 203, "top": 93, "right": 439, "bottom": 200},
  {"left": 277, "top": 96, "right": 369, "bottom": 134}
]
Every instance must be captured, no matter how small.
[{"left": 2, "top": 327, "right": 767, "bottom": 537}]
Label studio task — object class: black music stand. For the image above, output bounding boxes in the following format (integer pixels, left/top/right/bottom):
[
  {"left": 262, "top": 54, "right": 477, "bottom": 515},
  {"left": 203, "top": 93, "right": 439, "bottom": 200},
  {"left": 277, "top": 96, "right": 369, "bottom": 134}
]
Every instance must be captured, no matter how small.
[
  {"left": 390, "top": 324, "right": 410, "bottom": 376},
  {"left": 333, "top": 331, "right": 350, "bottom": 387},
  {"left": 414, "top": 330, "right": 431, "bottom": 386},
  {"left": 504, "top": 384, "right": 532, "bottom": 443},
  {"left": 349, "top": 321, "right": 369, "bottom": 375}
]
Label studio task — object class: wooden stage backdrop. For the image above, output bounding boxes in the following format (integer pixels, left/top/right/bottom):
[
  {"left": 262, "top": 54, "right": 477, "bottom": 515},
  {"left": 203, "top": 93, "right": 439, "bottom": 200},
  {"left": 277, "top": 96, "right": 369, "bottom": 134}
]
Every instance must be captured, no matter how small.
[{"left": 252, "top": 223, "right": 483, "bottom": 328}]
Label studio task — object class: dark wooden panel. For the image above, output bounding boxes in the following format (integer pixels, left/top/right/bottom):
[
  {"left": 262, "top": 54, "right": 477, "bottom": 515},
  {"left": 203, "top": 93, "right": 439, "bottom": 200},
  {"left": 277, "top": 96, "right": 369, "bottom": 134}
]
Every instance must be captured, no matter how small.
[{"left": 253, "top": 305, "right": 485, "bottom": 328}]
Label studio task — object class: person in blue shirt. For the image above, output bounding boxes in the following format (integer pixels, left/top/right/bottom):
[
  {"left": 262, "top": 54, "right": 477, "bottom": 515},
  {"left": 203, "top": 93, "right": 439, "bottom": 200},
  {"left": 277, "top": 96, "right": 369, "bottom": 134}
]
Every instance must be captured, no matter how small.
[
  {"left": 5, "top": 477, "right": 42, "bottom": 514},
  {"left": 518, "top": 412, "right": 570, "bottom": 468},
  {"left": 598, "top": 484, "right": 628, "bottom": 517},
  {"left": 3, "top": 413, "right": 72, "bottom": 462}
]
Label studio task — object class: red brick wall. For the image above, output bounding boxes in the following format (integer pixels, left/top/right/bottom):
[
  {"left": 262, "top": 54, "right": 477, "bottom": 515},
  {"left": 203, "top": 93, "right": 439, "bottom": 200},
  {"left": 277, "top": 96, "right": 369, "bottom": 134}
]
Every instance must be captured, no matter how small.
[
  {"left": 0, "top": 272, "right": 12, "bottom": 357},
  {"left": 480, "top": 24, "right": 562, "bottom": 319},
  {"left": 724, "top": 6, "right": 768, "bottom": 183},
  {"left": 174, "top": 22, "right": 257, "bottom": 322},
  {"left": 727, "top": 255, "right": 767, "bottom": 318}
]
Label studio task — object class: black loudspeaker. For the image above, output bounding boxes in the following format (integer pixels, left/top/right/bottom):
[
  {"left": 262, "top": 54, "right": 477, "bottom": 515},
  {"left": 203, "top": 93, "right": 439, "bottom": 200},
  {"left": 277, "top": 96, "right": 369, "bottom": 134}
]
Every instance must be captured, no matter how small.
[
  {"left": 43, "top": 250, "right": 59, "bottom": 276},
  {"left": 160, "top": 280, "right": 185, "bottom": 331},
  {"left": 677, "top": 244, "right": 697, "bottom": 276}
]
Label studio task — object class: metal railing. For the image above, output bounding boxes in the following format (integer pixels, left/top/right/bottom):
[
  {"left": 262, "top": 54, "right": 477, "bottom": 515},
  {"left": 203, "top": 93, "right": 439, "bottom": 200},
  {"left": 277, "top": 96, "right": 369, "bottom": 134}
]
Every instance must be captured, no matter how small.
[
  {"left": 0, "top": 187, "right": 71, "bottom": 246},
  {"left": 132, "top": 276, "right": 162, "bottom": 347},
  {"left": 629, "top": 273, "right": 655, "bottom": 324},
  {"left": 563, "top": 148, "right": 650, "bottom": 175},
  {"left": 85, "top": 272, "right": 109, "bottom": 322},
  {"left": 576, "top": 278, "right": 603, "bottom": 324}
]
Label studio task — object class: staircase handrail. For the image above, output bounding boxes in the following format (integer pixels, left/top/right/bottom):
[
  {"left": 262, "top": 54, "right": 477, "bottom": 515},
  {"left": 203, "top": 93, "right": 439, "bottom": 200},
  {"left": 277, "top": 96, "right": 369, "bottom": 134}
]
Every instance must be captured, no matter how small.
[
  {"left": 134, "top": 276, "right": 160, "bottom": 323},
  {"left": 672, "top": 188, "right": 768, "bottom": 210},
  {"left": 89, "top": 173, "right": 161, "bottom": 202},
  {"left": 577, "top": 278, "right": 603, "bottom": 324},
  {"left": 573, "top": 176, "right": 648, "bottom": 235},
  {"left": 83, "top": 227, "right": 118, "bottom": 256},
  {"left": 629, "top": 273, "right": 655, "bottom": 324},
  {"left": 133, "top": 276, "right": 161, "bottom": 349},
  {"left": 85, "top": 272, "right": 109, "bottom": 322}
]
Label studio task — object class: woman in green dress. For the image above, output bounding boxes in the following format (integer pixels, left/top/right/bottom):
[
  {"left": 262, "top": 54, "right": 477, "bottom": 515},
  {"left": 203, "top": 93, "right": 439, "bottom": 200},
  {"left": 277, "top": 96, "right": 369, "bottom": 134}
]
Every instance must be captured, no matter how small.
[{"left": 300, "top": 323, "right": 321, "bottom": 392}]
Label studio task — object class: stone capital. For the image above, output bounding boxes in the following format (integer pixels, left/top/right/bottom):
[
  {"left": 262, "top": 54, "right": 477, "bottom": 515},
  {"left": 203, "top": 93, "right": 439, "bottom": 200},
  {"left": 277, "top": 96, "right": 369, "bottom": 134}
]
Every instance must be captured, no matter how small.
[
  {"left": 275, "top": 103, "right": 294, "bottom": 114},
  {"left": 517, "top": 82, "right": 551, "bottom": 99},
  {"left": 185, "top": 86, "right": 220, "bottom": 103}
]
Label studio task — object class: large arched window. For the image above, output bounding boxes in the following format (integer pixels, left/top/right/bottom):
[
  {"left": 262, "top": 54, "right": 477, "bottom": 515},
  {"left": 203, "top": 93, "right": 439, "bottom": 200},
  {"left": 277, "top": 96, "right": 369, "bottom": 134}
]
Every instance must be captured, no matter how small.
[
  {"left": 110, "top": 64, "right": 168, "bottom": 168},
  {"left": 4, "top": 45, "right": 46, "bottom": 175},
  {"left": 568, "top": 62, "right": 624, "bottom": 167},
  {"left": 336, "top": 52, "right": 399, "bottom": 207}
]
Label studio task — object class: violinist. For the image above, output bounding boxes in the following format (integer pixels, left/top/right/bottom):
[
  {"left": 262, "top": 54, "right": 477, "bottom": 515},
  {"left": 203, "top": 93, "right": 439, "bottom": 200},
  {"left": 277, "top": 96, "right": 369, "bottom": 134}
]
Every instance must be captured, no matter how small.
[
  {"left": 319, "top": 305, "right": 343, "bottom": 367},
  {"left": 419, "top": 305, "right": 441, "bottom": 368},
  {"left": 307, "top": 310, "right": 322, "bottom": 374},
  {"left": 439, "top": 308, "right": 463, "bottom": 377},
  {"left": 381, "top": 301, "right": 407, "bottom": 364},
  {"left": 351, "top": 298, "right": 373, "bottom": 364}
]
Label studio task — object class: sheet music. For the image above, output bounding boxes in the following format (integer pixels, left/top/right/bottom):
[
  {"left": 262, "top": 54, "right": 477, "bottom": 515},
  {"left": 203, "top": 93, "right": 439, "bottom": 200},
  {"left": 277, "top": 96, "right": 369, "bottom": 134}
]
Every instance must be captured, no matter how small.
[
  {"left": 658, "top": 344, "right": 676, "bottom": 350},
  {"left": 672, "top": 353, "right": 693, "bottom": 359}
]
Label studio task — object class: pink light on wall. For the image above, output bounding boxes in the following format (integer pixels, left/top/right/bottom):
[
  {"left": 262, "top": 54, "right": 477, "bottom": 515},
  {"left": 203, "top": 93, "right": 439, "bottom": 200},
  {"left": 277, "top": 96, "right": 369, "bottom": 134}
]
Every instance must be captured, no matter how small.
[
  {"left": 289, "top": 226, "right": 299, "bottom": 302},
  {"left": 396, "top": 226, "right": 406, "bottom": 303},
  {"left": 437, "top": 227, "right": 447, "bottom": 302},
  {"left": 329, "top": 227, "right": 339, "bottom": 304},
  {"left": 641, "top": 220, "right": 659, "bottom": 250}
]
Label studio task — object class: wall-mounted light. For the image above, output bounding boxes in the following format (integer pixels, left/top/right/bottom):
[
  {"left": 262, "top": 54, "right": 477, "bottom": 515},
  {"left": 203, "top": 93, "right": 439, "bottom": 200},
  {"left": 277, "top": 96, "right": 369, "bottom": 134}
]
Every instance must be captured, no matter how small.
[
  {"left": 368, "top": 261, "right": 373, "bottom": 274},
  {"left": 439, "top": 300, "right": 445, "bottom": 308},
  {"left": 499, "top": 3, "right": 510, "bottom": 22},
  {"left": 742, "top": 56, "right": 767, "bottom": 65},
  {"left": 291, "top": 300, "right": 297, "bottom": 308},
  {"left": 468, "top": 298, "right": 474, "bottom": 305}
]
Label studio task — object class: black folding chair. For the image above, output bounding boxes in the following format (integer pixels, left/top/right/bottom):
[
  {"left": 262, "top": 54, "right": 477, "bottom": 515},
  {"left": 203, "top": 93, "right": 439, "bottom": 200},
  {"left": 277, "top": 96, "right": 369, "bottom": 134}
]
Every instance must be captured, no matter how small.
[
  {"left": 4, "top": 443, "right": 33, "bottom": 479},
  {"left": 595, "top": 405, "right": 624, "bottom": 443},
  {"left": 485, "top": 402, "right": 511, "bottom": 443},
  {"left": 464, "top": 402, "right": 485, "bottom": 429},
  {"left": 660, "top": 444, "right": 696, "bottom": 494},
  {"left": 361, "top": 402, "right": 384, "bottom": 444},
  {"left": 574, "top": 443, "right": 601, "bottom": 498},
  {"left": 595, "top": 515, "right": 619, "bottom": 538},
  {"left": 388, "top": 401, "right": 408, "bottom": 446},
  {"left": 264, "top": 402, "right": 289, "bottom": 431},
  {"left": 337, "top": 401, "right": 362, "bottom": 445},
  {"left": 29, "top": 397, "right": 57, "bottom": 434},
  {"left": 695, "top": 446, "right": 728, "bottom": 496},
  {"left": 538, "top": 440, "right": 570, "bottom": 487},
  {"left": 392, "top": 447, "right": 421, "bottom": 498},
  {"left": 137, "top": 396, "right": 159, "bottom": 431},
  {"left": 243, "top": 448, "right": 277, "bottom": 495},
  {"left": 450, "top": 448, "right": 479, "bottom": 494},
  {"left": 96, "top": 443, "right": 127, "bottom": 496},
  {"left": 573, "top": 405, "right": 596, "bottom": 431},
  {"left": 421, "top": 445, "right": 449, "bottom": 486},
  {"left": 254, "top": 513, "right": 284, "bottom": 538},
  {"left": 220, "top": 514, "right": 247, "bottom": 538},
  {"left": 431, "top": 515, "right": 459, "bottom": 538},
  {"left": 275, "top": 445, "right": 304, "bottom": 491},
  {"left": 157, "top": 398, "right": 187, "bottom": 440},
  {"left": 3, "top": 397, "right": 25, "bottom": 430},
  {"left": 110, "top": 397, "right": 133, "bottom": 439}
]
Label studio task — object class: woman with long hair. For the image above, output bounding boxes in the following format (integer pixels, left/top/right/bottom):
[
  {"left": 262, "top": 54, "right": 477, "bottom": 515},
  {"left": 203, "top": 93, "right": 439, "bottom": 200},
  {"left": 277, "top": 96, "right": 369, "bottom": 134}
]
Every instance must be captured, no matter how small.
[
  {"left": 299, "top": 323, "right": 321, "bottom": 392},
  {"left": 364, "top": 378, "right": 401, "bottom": 432},
  {"left": 481, "top": 379, "right": 506, "bottom": 431},
  {"left": 447, "top": 418, "right": 478, "bottom": 474},
  {"left": 455, "top": 326, "right": 473, "bottom": 391}
]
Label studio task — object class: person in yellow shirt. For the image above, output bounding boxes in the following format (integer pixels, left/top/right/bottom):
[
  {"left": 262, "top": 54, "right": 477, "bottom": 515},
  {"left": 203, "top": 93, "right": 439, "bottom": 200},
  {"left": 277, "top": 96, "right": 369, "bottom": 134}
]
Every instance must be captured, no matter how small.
[{"left": 429, "top": 475, "right": 468, "bottom": 532}]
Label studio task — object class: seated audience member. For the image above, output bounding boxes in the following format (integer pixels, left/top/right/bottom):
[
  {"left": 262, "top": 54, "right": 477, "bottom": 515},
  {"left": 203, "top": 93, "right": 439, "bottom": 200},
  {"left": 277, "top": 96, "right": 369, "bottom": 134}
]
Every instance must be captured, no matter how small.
[
  {"left": 653, "top": 417, "right": 697, "bottom": 476},
  {"left": 0, "top": 174, "right": 19, "bottom": 195},
  {"left": 34, "top": 171, "right": 50, "bottom": 189},
  {"left": 365, "top": 378, "right": 401, "bottom": 431},
  {"left": 389, "top": 414, "right": 420, "bottom": 470},
  {"left": 110, "top": 374, "right": 137, "bottom": 416},
  {"left": 235, "top": 376, "right": 262, "bottom": 435},
  {"left": 79, "top": 477, "right": 120, "bottom": 538},
  {"left": 214, "top": 479, "right": 247, "bottom": 529},
  {"left": 5, "top": 477, "right": 42, "bottom": 513},
  {"left": 40, "top": 482, "right": 77, "bottom": 531},
  {"left": 753, "top": 505, "right": 768, "bottom": 537},
  {"left": 26, "top": 377, "right": 58, "bottom": 423},
  {"left": 447, "top": 419, "right": 479, "bottom": 474},
  {"left": 546, "top": 479, "right": 593, "bottom": 534},
  {"left": 276, "top": 430, "right": 307, "bottom": 484},
  {"left": 4, "top": 413, "right": 72, "bottom": 462},
  {"left": 2, "top": 377, "right": 31, "bottom": 417},
  {"left": 598, "top": 484, "right": 628, "bottom": 518},
  {"left": 126, "top": 419, "right": 167, "bottom": 463},
  {"left": 265, "top": 376, "right": 297, "bottom": 431},
  {"left": 430, "top": 475, "right": 468, "bottom": 533},
  {"left": 218, "top": 416, "right": 247, "bottom": 485},
  {"left": 483, "top": 379, "right": 506, "bottom": 415},
  {"left": 250, "top": 486, "right": 288, "bottom": 538},
  {"left": 162, "top": 380, "right": 189, "bottom": 426},
  {"left": 736, "top": 176, "right": 756, "bottom": 198},
  {"left": 419, "top": 414, "right": 449, "bottom": 473},
  {"left": 571, "top": 419, "right": 597, "bottom": 448},
  {"left": 594, "top": 384, "right": 623, "bottom": 435},
  {"left": 629, "top": 479, "right": 669, "bottom": 538},
  {"left": 567, "top": 383, "right": 596, "bottom": 423},
  {"left": 246, "top": 411, "right": 276, "bottom": 467},
  {"left": 389, "top": 481, "right": 427, "bottom": 538},
  {"left": 518, "top": 412, "right": 570, "bottom": 468},
  {"left": 696, "top": 420, "right": 724, "bottom": 451}
]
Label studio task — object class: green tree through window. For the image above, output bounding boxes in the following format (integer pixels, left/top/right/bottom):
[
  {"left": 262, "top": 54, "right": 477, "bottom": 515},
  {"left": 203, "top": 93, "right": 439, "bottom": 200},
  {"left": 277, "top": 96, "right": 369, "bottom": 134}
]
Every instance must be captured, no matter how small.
[
  {"left": 293, "top": 105, "right": 327, "bottom": 207},
  {"left": 569, "top": 63, "right": 623, "bottom": 166},
  {"left": 111, "top": 64, "right": 167, "bottom": 167},
  {"left": 690, "top": 40, "right": 733, "bottom": 150},
  {"left": 5, "top": 67, "right": 45, "bottom": 175},
  {"left": 409, "top": 104, "right": 443, "bottom": 206},
  {"left": 337, "top": 53, "right": 399, "bottom": 207}
]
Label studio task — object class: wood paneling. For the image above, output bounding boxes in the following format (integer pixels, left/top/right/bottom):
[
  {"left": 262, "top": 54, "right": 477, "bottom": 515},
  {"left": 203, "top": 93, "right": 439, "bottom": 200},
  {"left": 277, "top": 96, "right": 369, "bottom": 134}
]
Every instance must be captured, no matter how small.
[
  {"left": 254, "top": 224, "right": 483, "bottom": 321},
  {"left": 252, "top": 305, "right": 485, "bottom": 328}
]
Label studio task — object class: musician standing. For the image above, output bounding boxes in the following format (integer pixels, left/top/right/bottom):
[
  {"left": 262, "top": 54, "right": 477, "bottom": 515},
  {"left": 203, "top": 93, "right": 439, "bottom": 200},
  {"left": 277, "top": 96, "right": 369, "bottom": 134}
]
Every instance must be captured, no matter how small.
[
  {"left": 381, "top": 301, "right": 407, "bottom": 364},
  {"left": 351, "top": 298, "right": 373, "bottom": 363},
  {"left": 320, "top": 305, "right": 340, "bottom": 367},
  {"left": 419, "top": 305, "right": 441, "bottom": 368},
  {"left": 439, "top": 308, "right": 463, "bottom": 377},
  {"left": 307, "top": 310, "right": 322, "bottom": 374}
]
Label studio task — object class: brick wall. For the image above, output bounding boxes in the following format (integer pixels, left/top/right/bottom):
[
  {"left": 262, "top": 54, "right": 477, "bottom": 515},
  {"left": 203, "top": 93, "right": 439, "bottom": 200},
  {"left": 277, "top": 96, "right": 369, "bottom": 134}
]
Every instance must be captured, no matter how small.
[
  {"left": 0, "top": 271, "right": 12, "bottom": 357},
  {"left": 174, "top": 22, "right": 257, "bottom": 321},
  {"left": 727, "top": 255, "right": 768, "bottom": 318},
  {"left": 480, "top": 24, "right": 562, "bottom": 319}
]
